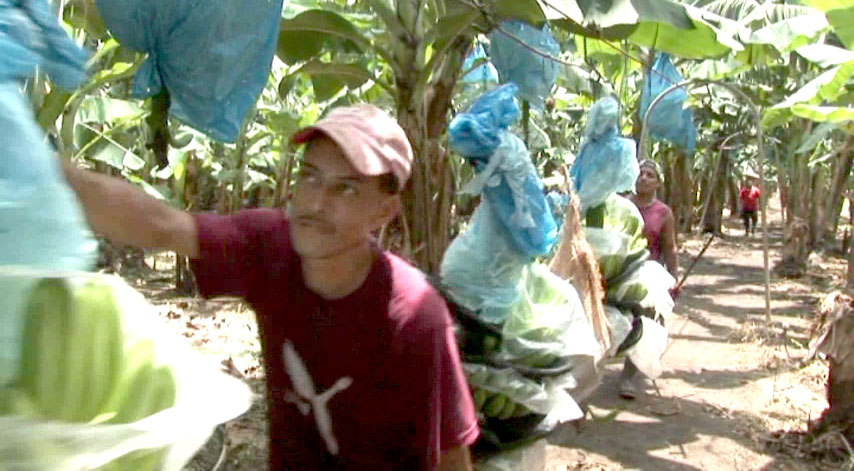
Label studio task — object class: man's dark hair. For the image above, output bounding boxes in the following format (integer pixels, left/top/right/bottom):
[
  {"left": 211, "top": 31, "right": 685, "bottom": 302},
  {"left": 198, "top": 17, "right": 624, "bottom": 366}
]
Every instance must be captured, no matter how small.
[{"left": 378, "top": 173, "right": 400, "bottom": 195}]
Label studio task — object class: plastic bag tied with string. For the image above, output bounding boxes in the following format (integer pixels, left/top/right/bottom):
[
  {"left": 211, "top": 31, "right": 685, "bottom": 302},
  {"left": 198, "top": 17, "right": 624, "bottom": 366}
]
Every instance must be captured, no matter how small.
[
  {"left": 0, "top": 0, "right": 97, "bottom": 383},
  {"left": 95, "top": 0, "right": 284, "bottom": 142},
  {"left": 639, "top": 52, "right": 697, "bottom": 155},
  {"left": 569, "top": 96, "right": 639, "bottom": 213},
  {"left": 488, "top": 20, "right": 560, "bottom": 108},
  {"left": 448, "top": 83, "right": 558, "bottom": 258},
  {"left": 460, "top": 42, "right": 499, "bottom": 85}
]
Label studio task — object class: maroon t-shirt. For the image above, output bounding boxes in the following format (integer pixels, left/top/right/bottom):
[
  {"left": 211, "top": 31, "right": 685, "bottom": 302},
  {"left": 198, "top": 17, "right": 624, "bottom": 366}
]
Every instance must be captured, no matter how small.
[{"left": 190, "top": 208, "right": 479, "bottom": 470}]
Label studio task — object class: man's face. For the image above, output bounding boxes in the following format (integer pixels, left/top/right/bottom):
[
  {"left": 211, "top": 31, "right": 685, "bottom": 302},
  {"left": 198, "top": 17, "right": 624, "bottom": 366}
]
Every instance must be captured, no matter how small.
[
  {"left": 288, "top": 136, "right": 399, "bottom": 260},
  {"left": 636, "top": 166, "right": 659, "bottom": 194}
]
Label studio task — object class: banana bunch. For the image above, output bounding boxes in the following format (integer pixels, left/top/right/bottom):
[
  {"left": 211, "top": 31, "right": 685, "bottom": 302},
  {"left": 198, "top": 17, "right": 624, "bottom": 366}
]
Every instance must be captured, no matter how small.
[
  {"left": 473, "top": 387, "right": 532, "bottom": 421},
  {"left": 465, "top": 363, "right": 540, "bottom": 422},
  {"left": 2, "top": 277, "right": 177, "bottom": 471}
]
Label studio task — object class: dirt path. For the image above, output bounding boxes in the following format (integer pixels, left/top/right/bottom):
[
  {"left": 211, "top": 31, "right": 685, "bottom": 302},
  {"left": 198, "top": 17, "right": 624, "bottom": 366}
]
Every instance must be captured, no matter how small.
[
  {"left": 134, "top": 199, "right": 849, "bottom": 470},
  {"left": 544, "top": 206, "right": 845, "bottom": 470}
]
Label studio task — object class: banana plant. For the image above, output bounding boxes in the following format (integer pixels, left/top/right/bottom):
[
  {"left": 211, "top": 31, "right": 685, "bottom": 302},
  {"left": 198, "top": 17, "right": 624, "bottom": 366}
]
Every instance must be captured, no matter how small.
[
  {"left": 761, "top": 0, "right": 854, "bottom": 130},
  {"left": 275, "top": 0, "right": 532, "bottom": 271}
]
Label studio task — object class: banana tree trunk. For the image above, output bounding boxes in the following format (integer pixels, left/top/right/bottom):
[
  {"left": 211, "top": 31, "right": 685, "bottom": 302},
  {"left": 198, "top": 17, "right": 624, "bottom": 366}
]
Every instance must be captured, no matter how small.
[
  {"left": 701, "top": 141, "right": 731, "bottom": 234},
  {"left": 809, "top": 293, "right": 854, "bottom": 441},
  {"left": 395, "top": 35, "right": 470, "bottom": 273},
  {"left": 808, "top": 168, "right": 827, "bottom": 247},
  {"left": 849, "top": 196, "right": 854, "bottom": 289},
  {"left": 672, "top": 149, "right": 694, "bottom": 233},
  {"left": 776, "top": 124, "right": 813, "bottom": 276},
  {"left": 728, "top": 174, "right": 739, "bottom": 217},
  {"left": 824, "top": 139, "right": 854, "bottom": 239},
  {"left": 398, "top": 117, "right": 455, "bottom": 273}
]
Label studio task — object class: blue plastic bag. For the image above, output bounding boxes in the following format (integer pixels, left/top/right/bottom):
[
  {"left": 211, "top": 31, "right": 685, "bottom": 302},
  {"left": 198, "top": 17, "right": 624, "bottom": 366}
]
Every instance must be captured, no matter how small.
[
  {"left": 639, "top": 52, "right": 697, "bottom": 155},
  {"left": 0, "top": 0, "right": 89, "bottom": 87},
  {"left": 449, "top": 84, "right": 557, "bottom": 257},
  {"left": 488, "top": 20, "right": 560, "bottom": 108},
  {"left": 472, "top": 133, "right": 557, "bottom": 257},
  {"left": 440, "top": 200, "right": 529, "bottom": 323},
  {"left": 460, "top": 43, "right": 499, "bottom": 85},
  {"left": 0, "top": 82, "right": 98, "bottom": 384},
  {"left": 448, "top": 83, "right": 521, "bottom": 162},
  {"left": 569, "top": 97, "right": 639, "bottom": 213},
  {"left": 95, "top": 0, "right": 284, "bottom": 142}
]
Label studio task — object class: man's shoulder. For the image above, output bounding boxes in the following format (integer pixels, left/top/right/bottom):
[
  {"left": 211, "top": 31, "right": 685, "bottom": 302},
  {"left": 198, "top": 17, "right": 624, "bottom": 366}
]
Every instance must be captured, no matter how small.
[
  {"left": 653, "top": 198, "right": 673, "bottom": 214},
  {"left": 238, "top": 207, "right": 290, "bottom": 229},
  {"left": 193, "top": 207, "right": 293, "bottom": 263},
  {"left": 383, "top": 252, "right": 452, "bottom": 328},
  {"left": 194, "top": 207, "right": 289, "bottom": 230}
]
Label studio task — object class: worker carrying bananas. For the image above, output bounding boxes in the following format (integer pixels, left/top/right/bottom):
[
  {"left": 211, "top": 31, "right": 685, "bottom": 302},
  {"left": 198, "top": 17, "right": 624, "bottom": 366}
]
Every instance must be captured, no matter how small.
[
  {"left": 62, "top": 105, "right": 480, "bottom": 470},
  {"left": 620, "top": 158, "right": 680, "bottom": 400}
]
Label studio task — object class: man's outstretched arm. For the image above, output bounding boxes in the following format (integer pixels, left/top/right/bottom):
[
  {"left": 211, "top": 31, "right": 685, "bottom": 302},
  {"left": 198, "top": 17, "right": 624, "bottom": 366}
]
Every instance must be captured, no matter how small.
[{"left": 61, "top": 160, "right": 199, "bottom": 258}]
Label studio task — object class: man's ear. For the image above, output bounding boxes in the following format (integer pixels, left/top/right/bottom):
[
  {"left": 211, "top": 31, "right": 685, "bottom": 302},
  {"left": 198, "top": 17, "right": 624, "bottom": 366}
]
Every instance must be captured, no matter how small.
[{"left": 373, "top": 195, "right": 401, "bottom": 229}]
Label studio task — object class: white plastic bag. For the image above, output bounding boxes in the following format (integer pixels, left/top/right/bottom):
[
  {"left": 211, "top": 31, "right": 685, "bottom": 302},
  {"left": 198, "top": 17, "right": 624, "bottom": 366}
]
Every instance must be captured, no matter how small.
[
  {"left": 464, "top": 362, "right": 582, "bottom": 424},
  {"left": 625, "top": 316, "right": 668, "bottom": 379},
  {"left": 636, "top": 261, "right": 676, "bottom": 320},
  {"left": 604, "top": 305, "right": 633, "bottom": 358},
  {"left": 607, "top": 260, "right": 675, "bottom": 319},
  {"left": 499, "top": 263, "right": 601, "bottom": 367},
  {"left": 583, "top": 227, "right": 630, "bottom": 281},
  {"left": 0, "top": 267, "right": 254, "bottom": 471}
]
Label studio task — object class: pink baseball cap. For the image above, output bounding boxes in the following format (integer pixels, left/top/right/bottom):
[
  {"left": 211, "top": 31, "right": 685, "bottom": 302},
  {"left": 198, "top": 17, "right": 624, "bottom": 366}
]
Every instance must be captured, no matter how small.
[{"left": 292, "top": 104, "right": 413, "bottom": 191}]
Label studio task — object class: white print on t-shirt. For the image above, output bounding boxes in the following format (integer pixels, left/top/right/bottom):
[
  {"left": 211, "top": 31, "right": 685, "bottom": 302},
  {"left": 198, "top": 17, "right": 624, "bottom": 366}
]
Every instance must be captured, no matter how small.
[{"left": 282, "top": 340, "right": 353, "bottom": 455}]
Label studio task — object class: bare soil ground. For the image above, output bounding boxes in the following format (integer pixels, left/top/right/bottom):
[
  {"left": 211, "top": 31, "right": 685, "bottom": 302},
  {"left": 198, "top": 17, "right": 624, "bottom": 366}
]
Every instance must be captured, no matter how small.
[{"left": 129, "top": 199, "right": 852, "bottom": 470}]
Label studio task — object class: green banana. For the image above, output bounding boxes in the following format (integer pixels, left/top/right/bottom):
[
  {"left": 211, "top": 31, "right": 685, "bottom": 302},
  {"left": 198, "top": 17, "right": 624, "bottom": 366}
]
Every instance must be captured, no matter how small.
[
  {"left": 484, "top": 394, "right": 507, "bottom": 418},
  {"left": 104, "top": 339, "right": 157, "bottom": 424},
  {"left": 513, "top": 404, "right": 532, "bottom": 418},
  {"left": 497, "top": 400, "right": 516, "bottom": 420},
  {"left": 11, "top": 276, "right": 180, "bottom": 471},
  {"left": 473, "top": 389, "right": 488, "bottom": 410},
  {"left": 482, "top": 335, "right": 499, "bottom": 354},
  {"left": 74, "top": 280, "right": 124, "bottom": 423},
  {"left": 467, "top": 366, "right": 490, "bottom": 386},
  {"left": 105, "top": 365, "right": 177, "bottom": 471},
  {"left": 17, "top": 278, "right": 74, "bottom": 419}
]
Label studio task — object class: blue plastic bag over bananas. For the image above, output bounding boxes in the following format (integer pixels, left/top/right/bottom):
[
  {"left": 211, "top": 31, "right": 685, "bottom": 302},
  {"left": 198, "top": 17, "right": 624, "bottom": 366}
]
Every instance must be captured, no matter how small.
[
  {"left": 487, "top": 20, "right": 560, "bottom": 109},
  {"left": 447, "top": 83, "right": 558, "bottom": 258},
  {"left": 0, "top": 0, "right": 99, "bottom": 386},
  {"left": 94, "top": 0, "right": 284, "bottom": 142},
  {"left": 569, "top": 97, "right": 640, "bottom": 213},
  {"left": 640, "top": 52, "right": 697, "bottom": 155}
]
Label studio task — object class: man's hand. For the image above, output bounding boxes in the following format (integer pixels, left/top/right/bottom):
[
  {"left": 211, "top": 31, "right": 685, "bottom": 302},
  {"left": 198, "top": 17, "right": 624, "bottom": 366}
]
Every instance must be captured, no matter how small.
[{"left": 668, "top": 285, "right": 681, "bottom": 302}]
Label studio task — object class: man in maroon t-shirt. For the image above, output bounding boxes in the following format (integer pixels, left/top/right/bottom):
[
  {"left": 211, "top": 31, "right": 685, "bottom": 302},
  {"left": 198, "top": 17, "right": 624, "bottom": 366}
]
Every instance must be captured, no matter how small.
[{"left": 62, "top": 104, "right": 479, "bottom": 470}]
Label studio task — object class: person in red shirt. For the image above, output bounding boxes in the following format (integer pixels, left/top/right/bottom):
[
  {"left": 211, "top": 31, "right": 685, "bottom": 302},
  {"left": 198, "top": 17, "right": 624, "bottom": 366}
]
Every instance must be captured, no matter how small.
[
  {"left": 739, "top": 174, "right": 761, "bottom": 236},
  {"left": 61, "top": 104, "right": 479, "bottom": 470}
]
